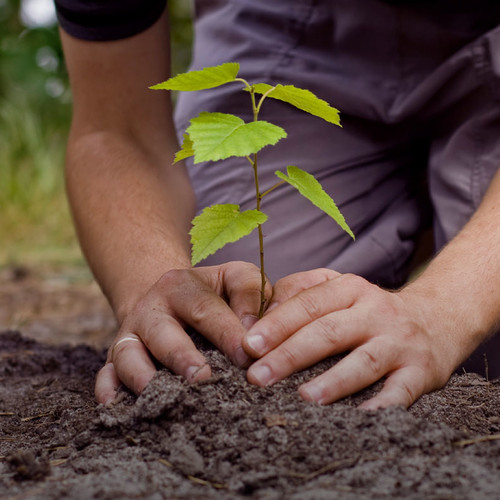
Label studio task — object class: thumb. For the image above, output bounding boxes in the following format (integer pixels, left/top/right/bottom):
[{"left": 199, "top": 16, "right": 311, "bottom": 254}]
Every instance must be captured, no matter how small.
[{"left": 219, "top": 261, "right": 273, "bottom": 328}]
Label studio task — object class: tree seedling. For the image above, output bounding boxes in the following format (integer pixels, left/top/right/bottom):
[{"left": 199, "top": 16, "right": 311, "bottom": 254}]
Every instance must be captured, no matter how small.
[{"left": 151, "top": 63, "right": 354, "bottom": 317}]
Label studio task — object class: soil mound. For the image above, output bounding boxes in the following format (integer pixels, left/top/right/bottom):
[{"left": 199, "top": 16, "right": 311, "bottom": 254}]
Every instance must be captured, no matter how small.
[{"left": 1, "top": 330, "right": 499, "bottom": 499}]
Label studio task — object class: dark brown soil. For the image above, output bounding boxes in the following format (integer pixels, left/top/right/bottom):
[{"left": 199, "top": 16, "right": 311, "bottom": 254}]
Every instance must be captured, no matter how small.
[{"left": 1, "top": 267, "right": 500, "bottom": 499}]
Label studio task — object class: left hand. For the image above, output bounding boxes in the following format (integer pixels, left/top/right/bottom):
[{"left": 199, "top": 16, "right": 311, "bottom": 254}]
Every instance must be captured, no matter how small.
[{"left": 242, "top": 268, "right": 458, "bottom": 409}]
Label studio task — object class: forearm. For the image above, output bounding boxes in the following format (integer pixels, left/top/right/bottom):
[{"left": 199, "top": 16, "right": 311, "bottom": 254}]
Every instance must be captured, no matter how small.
[
  {"left": 59, "top": 11, "right": 198, "bottom": 322},
  {"left": 66, "top": 130, "right": 195, "bottom": 322},
  {"left": 401, "top": 168, "right": 500, "bottom": 366}
]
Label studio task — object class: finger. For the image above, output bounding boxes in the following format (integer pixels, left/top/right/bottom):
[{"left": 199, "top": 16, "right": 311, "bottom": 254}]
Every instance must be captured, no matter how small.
[
  {"left": 267, "top": 268, "right": 340, "bottom": 311},
  {"left": 95, "top": 362, "right": 121, "bottom": 405},
  {"left": 297, "top": 339, "right": 400, "bottom": 405},
  {"left": 116, "top": 314, "right": 212, "bottom": 386},
  {"left": 358, "top": 367, "right": 429, "bottom": 410},
  {"left": 163, "top": 269, "right": 252, "bottom": 367},
  {"left": 218, "top": 261, "right": 273, "bottom": 329},
  {"left": 246, "top": 308, "right": 361, "bottom": 386},
  {"left": 243, "top": 273, "right": 366, "bottom": 358},
  {"left": 111, "top": 334, "right": 159, "bottom": 396}
]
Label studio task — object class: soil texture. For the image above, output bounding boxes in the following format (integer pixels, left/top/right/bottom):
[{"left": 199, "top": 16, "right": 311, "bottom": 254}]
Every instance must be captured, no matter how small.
[{"left": 1, "top": 326, "right": 500, "bottom": 500}]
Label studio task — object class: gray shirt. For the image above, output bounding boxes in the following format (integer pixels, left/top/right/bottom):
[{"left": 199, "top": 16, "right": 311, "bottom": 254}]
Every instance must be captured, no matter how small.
[{"left": 176, "top": 0, "right": 500, "bottom": 288}]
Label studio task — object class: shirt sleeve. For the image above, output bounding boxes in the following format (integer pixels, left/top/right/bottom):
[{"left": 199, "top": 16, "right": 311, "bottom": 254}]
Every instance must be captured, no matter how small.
[{"left": 54, "top": 0, "right": 167, "bottom": 41}]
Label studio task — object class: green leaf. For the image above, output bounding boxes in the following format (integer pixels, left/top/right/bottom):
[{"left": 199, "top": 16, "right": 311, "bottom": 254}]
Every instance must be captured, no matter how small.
[
  {"left": 190, "top": 204, "right": 268, "bottom": 266},
  {"left": 275, "top": 166, "right": 354, "bottom": 239},
  {"left": 187, "top": 112, "right": 287, "bottom": 163},
  {"left": 173, "top": 134, "right": 195, "bottom": 164},
  {"left": 149, "top": 63, "right": 240, "bottom": 91},
  {"left": 252, "top": 83, "right": 341, "bottom": 126}
]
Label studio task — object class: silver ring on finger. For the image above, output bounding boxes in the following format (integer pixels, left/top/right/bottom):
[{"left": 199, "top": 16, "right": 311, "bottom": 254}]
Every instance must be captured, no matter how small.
[{"left": 112, "top": 334, "right": 142, "bottom": 356}]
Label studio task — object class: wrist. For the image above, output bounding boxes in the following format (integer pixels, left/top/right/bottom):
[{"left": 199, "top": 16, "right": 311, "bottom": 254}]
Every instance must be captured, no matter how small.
[{"left": 397, "top": 274, "right": 493, "bottom": 371}]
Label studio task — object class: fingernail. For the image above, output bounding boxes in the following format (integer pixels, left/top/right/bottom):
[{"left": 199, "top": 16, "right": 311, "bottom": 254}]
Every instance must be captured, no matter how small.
[
  {"left": 300, "top": 383, "right": 325, "bottom": 404},
  {"left": 358, "top": 400, "right": 382, "bottom": 411},
  {"left": 246, "top": 334, "right": 266, "bottom": 356},
  {"left": 249, "top": 364, "right": 273, "bottom": 386},
  {"left": 185, "top": 365, "right": 205, "bottom": 381},
  {"left": 241, "top": 315, "right": 258, "bottom": 330},
  {"left": 358, "top": 402, "right": 377, "bottom": 411},
  {"left": 234, "top": 346, "right": 251, "bottom": 367},
  {"left": 104, "top": 396, "right": 115, "bottom": 407}
]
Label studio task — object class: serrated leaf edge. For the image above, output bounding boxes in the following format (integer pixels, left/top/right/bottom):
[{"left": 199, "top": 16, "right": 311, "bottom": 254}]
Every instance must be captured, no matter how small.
[{"left": 275, "top": 166, "right": 354, "bottom": 240}]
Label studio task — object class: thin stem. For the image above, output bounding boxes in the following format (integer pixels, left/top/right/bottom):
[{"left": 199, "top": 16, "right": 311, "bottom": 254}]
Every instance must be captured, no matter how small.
[
  {"left": 261, "top": 180, "right": 286, "bottom": 199},
  {"left": 234, "top": 77, "right": 252, "bottom": 89},
  {"left": 252, "top": 153, "right": 267, "bottom": 318},
  {"left": 251, "top": 92, "right": 258, "bottom": 122},
  {"left": 235, "top": 78, "right": 258, "bottom": 120},
  {"left": 255, "top": 86, "right": 276, "bottom": 115},
  {"left": 242, "top": 83, "right": 267, "bottom": 317},
  {"left": 257, "top": 224, "right": 266, "bottom": 318}
]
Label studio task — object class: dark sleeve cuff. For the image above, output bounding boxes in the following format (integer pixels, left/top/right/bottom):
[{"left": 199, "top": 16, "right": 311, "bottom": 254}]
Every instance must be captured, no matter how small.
[{"left": 54, "top": 0, "right": 167, "bottom": 41}]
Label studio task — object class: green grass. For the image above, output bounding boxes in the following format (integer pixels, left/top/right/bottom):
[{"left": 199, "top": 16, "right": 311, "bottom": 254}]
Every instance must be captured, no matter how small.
[
  {"left": 0, "top": 0, "right": 193, "bottom": 273},
  {"left": 0, "top": 87, "right": 83, "bottom": 269}
]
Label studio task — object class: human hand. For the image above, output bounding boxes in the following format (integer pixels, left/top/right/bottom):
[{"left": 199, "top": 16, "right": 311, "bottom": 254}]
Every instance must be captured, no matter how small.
[
  {"left": 242, "top": 269, "right": 456, "bottom": 409},
  {"left": 95, "top": 261, "right": 271, "bottom": 405}
]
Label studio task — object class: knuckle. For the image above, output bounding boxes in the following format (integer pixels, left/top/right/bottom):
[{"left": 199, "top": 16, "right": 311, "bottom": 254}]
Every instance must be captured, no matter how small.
[
  {"left": 141, "top": 320, "right": 160, "bottom": 345},
  {"left": 279, "top": 345, "right": 300, "bottom": 371},
  {"left": 227, "top": 262, "right": 266, "bottom": 295},
  {"left": 224, "top": 260, "right": 260, "bottom": 274},
  {"left": 317, "top": 268, "right": 339, "bottom": 281},
  {"left": 156, "top": 346, "right": 182, "bottom": 370},
  {"left": 129, "top": 300, "right": 156, "bottom": 325},
  {"left": 236, "top": 275, "right": 262, "bottom": 295},
  {"left": 371, "top": 294, "right": 400, "bottom": 318},
  {"left": 316, "top": 316, "right": 341, "bottom": 348},
  {"left": 296, "top": 292, "right": 323, "bottom": 321},
  {"left": 357, "top": 347, "right": 383, "bottom": 376},
  {"left": 221, "top": 261, "right": 260, "bottom": 287},
  {"left": 111, "top": 343, "right": 125, "bottom": 361},
  {"left": 159, "top": 268, "right": 190, "bottom": 289},
  {"left": 136, "top": 329, "right": 187, "bottom": 372},
  {"left": 214, "top": 330, "right": 232, "bottom": 354},
  {"left": 264, "top": 314, "right": 293, "bottom": 341},
  {"left": 342, "top": 272, "right": 365, "bottom": 286},
  {"left": 189, "top": 295, "right": 215, "bottom": 325},
  {"left": 397, "top": 379, "right": 417, "bottom": 406},
  {"left": 111, "top": 336, "right": 139, "bottom": 361},
  {"left": 341, "top": 273, "right": 372, "bottom": 296}
]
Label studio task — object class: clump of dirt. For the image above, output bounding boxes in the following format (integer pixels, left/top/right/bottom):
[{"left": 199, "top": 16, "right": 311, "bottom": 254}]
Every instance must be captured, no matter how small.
[{"left": 1, "top": 330, "right": 499, "bottom": 500}]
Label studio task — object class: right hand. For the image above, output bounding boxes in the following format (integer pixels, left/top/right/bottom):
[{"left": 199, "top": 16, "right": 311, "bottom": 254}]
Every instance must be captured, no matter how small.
[{"left": 95, "top": 261, "right": 272, "bottom": 405}]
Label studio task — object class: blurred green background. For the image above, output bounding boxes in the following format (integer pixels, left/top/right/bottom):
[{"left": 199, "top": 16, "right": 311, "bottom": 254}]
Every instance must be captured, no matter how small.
[{"left": 0, "top": 0, "right": 193, "bottom": 272}]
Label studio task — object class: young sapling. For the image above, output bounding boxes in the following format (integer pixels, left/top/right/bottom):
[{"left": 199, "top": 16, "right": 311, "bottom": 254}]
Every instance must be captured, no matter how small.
[{"left": 151, "top": 63, "right": 354, "bottom": 317}]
